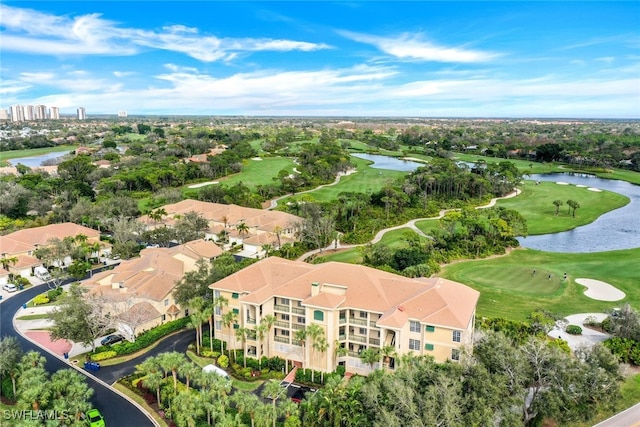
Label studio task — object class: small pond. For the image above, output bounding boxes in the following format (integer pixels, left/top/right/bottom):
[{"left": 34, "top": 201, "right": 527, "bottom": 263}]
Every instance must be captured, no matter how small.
[
  {"left": 351, "top": 153, "right": 424, "bottom": 172},
  {"left": 6, "top": 151, "right": 69, "bottom": 167},
  {"left": 517, "top": 173, "right": 640, "bottom": 253}
]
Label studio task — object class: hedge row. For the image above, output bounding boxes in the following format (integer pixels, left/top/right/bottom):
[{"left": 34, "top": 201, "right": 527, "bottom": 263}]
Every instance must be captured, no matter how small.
[
  {"left": 94, "top": 317, "right": 190, "bottom": 357},
  {"left": 91, "top": 350, "right": 117, "bottom": 361},
  {"left": 603, "top": 337, "right": 640, "bottom": 365}
]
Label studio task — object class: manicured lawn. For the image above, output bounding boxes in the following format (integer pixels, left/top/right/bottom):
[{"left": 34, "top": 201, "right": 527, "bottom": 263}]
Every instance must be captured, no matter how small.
[
  {"left": 438, "top": 247, "right": 640, "bottom": 321},
  {"left": 15, "top": 313, "right": 52, "bottom": 321},
  {"left": 414, "top": 219, "right": 442, "bottom": 235},
  {"left": 0, "top": 145, "right": 77, "bottom": 161},
  {"left": 282, "top": 156, "right": 407, "bottom": 204},
  {"left": 497, "top": 181, "right": 629, "bottom": 235},
  {"left": 217, "top": 157, "right": 296, "bottom": 189},
  {"left": 119, "top": 132, "right": 148, "bottom": 141}
]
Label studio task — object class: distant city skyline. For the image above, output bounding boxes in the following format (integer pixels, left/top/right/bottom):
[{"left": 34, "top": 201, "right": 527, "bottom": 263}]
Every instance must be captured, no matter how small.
[{"left": 1, "top": 2, "right": 639, "bottom": 118}]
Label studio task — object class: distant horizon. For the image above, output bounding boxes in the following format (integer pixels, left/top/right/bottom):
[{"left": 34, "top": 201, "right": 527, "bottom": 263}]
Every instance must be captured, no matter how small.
[{"left": 2, "top": 2, "right": 638, "bottom": 118}]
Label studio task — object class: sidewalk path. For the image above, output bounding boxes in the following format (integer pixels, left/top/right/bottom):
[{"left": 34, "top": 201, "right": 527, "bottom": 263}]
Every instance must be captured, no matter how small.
[{"left": 297, "top": 188, "right": 521, "bottom": 261}]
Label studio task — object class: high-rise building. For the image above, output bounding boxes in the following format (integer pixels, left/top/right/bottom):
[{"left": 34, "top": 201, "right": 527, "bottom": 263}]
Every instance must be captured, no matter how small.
[
  {"left": 118, "top": 110, "right": 128, "bottom": 117},
  {"left": 35, "top": 105, "right": 47, "bottom": 120},
  {"left": 10, "top": 105, "right": 24, "bottom": 122},
  {"left": 77, "top": 107, "right": 86, "bottom": 120},
  {"left": 24, "top": 105, "right": 35, "bottom": 121},
  {"left": 0, "top": 109, "right": 9, "bottom": 121},
  {"left": 50, "top": 107, "right": 60, "bottom": 120}
]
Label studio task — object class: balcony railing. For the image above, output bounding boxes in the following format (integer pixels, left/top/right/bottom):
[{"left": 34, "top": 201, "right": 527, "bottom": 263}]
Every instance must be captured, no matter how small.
[
  {"left": 292, "top": 339, "right": 303, "bottom": 347},
  {"left": 275, "top": 320, "right": 289, "bottom": 328},
  {"left": 246, "top": 318, "right": 256, "bottom": 325},
  {"left": 291, "top": 307, "right": 305, "bottom": 315},
  {"left": 369, "top": 337, "right": 380, "bottom": 346},
  {"left": 338, "top": 334, "right": 346, "bottom": 341},
  {"left": 347, "top": 350, "right": 361, "bottom": 358},
  {"left": 369, "top": 320, "right": 378, "bottom": 328},
  {"left": 349, "top": 317, "right": 367, "bottom": 326},
  {"left": 274, "top": 336, "right": 290, "bottom": 344},
  {"left": 274, "top": 304, "right": 289, "bottom": 312},
  {"left": 292, "top": 323, "right": 305, "bottom": 330},
  {"left": 349, "top": 335, "right": 367, "bottom": 344},
  {"left": 339, "top": 317, "right": 346, "bottom": 324}
]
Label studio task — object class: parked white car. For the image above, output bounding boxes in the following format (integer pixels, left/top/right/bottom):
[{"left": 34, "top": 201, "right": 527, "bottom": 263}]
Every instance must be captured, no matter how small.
[{"left": 2, "top": 283, "right": 18, "bottom": 292}]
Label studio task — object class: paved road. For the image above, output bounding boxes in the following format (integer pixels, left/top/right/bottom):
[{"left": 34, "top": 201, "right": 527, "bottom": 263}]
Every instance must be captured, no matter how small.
[
  {"left": 593, "top": 403, "right": 640, "bottom": 427},
  {"left": 0, "top": 280, "right": 155, "bottom": 426}
]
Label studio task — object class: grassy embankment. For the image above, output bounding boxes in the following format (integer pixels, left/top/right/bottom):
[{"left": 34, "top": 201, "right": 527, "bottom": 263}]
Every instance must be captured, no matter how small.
[
  {"left": 0, "top": 145, "right": 77, "bottom": 163},
  {"left": 215, "top": 157, "right": 296, "bottom": 190}
]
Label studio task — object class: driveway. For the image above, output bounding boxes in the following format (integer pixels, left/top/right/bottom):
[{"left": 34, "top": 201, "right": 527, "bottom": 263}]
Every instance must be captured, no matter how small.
[{"left": 549, "top": 313, "right": 609, "bottom": 350}]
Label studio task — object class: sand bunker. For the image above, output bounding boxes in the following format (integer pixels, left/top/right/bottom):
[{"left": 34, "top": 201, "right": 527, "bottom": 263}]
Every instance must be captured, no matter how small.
[
  {"left": 251, "top": 157, "right": 263, "bottom": 161},
  {"left": 588, "top": 187, "right": 602, "bottom": 192},
  {"left": 556, "top": 181, "right": 570, "bottom": 185},
  {"left": 576, "top": 184, "right": 588, "bottom": 188},
  {"left": 575, "top": 278, "right": 625, "bottom": 301},
  {"left": 188, "top": 181, "right": 219, "bottom": 189}
]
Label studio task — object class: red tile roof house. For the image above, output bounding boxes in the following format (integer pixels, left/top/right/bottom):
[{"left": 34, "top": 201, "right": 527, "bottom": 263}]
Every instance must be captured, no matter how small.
[
  {"left": 82, "top": 239, "right": 222, "bottom": 339},
  {"left": 0, "top": 223, "right": 106, "bottom": 278}
]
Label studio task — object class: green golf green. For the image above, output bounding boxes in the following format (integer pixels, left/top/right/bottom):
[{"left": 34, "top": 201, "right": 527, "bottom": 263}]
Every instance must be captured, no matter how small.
[{"left": 458, "top": 265, "right": 562, "bottom": 295}]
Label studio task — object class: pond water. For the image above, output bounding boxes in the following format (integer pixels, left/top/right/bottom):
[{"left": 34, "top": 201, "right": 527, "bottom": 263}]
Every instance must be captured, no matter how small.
[
  {"left": 517, "top": 173, "right": 640, "bottom": 253},
  {"left": 351, "top": 153, "right": 424, "bottom": 171},
  {"left": 7, "top": 151, "right": 68, "bottom": 167}
]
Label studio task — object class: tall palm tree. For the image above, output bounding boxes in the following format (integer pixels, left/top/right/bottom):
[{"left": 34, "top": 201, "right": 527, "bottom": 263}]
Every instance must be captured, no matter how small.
[
  {"left": 380, "top": 345, "right": 396, "bottom": 370},
  {"left": 0, "top": 336, "right": 23, "bottom": 398},
  {"left": 213, "top": 295, "right": 229, "bottom": 352},
  {"left": 50, "top": 370, "right": 93, "bottom": 421},
  {"left": 552, "top": 200, "right": 563, "bottom": 216},
  {"left": 359, "top": 348, "right": 379, "bottom": 371},
  {"left": 179, "top": 362, "right": 201, "bottom": 391},
  {"left": 262, "top": 379, "right": 286, "bottom": 427},
  {"left": 236, "top": 222, "right": 250, "bottom": 238},
  {"left": 259, "top": 314, "right": 277, "bottom": 359},
  {"left": 136, "top": 357, "right": 164, "bottom": 406},
  {"left": 172, "top": 392, "right": 204, "bottom": 427},
  {"left": 232, "top": 392, "right": 261, "bottom": 427},
  {"left": 332, "top": 339, "right": 347, "bottom": 372},
  {"left": 294, "top": 327, "right": 308, "bottom": 374},
  {"left": 157, "top": 351, "right": 187, "bottom": 390},
  {"left": 235, "top": 327, "right": 250, "bottom": 368},
  {"left": 272, "top": 225, "right": 283, "bottom": 249},
  {"left": 305, "top": 324, "right": 324, "bottom": 382},
  {"left": 222, "top": 311, "right": 238, "bottom": 357},
  {"left": 16, "top": 366, "right": 50, "bottom": 410},
  {"left": 0, "top": 255, "right": 18, "bottom": 270},
  {"left": 313, "top": 336, "right": 329, "bottom": 383}
]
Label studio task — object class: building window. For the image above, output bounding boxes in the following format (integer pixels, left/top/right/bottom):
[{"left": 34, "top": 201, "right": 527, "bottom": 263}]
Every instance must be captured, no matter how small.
[
  {"left": 215, "top": 306, "right": 221, "bottom": 316},
  {"left": 425, "top": 343, "right": 434, "bottom": 351},
  {"left": 359, "top": 328, "right": 366, "bottom": 336},
  {"left": 232, "top": 293, "right": 239, "bottom": 299},
  {"left": 161, "top": 314, "right": 166, "bottom": 321},
  {"left": 232, "top": 308, "right": 239, "bottom": 314},
  {"left": 452, "top": 331, "right": 461, "bottom": 343},
  {"left": 281, "top": 298, "right": 290, "bottom": 305},
  {"left": 214, "top": 290, "right": 220, "bottom": 298},
  {"left": 359, "top": 311, "right": 367, "bottom": 318},
  {"left": 233, "top": 323, "right": 239, "bottom": 329},
  {"left": 409, "top": 321, "right": 420, "bottom": 333},
  {"left": 409, "top": 339, "right": 421, "bottom": 351},
  {"left": 297, "top": 316, "right": 305, "bottom": 324},
  {"left": 282, "top": 314, "right": 290, "bottom": 321},
  {"left": 425, "top": 325, "right": 435, "bottom": 332},
  {"left": 215, "top": 321, "right": 222, "bottom": 331},
  {"left": 313, "top": 310, "right": 324, "bottom": 321},
  {"left": 164, "top": 299, "right": 169, "bottom": 306},
  {"left": 451, "top": 349, "right": 460, "bottom": 361}
]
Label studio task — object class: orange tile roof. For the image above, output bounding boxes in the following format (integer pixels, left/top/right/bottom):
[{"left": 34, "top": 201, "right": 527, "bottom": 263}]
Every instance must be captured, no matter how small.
[
  {"left": 209, "top": 257, "right": 479, "bottom": 330},
  {"left": 0, "top": 223, "right": 100, "bottom": 256}
]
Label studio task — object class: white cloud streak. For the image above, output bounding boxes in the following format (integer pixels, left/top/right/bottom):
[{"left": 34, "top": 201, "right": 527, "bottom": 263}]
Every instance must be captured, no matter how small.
[
  {"left": 338, "top": 30, "right": 500, "bottom": 63},
  {"left": 0, "top": 5, "right": 330, "bottom": 61}
]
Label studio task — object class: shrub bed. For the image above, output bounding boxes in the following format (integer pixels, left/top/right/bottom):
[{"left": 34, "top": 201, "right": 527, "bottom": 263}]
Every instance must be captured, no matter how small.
[
  {"left": 93, "top": 317, "right": 190, "bottom": 358},
  {"left": 32, "top": 294, "right": 50, "bottom": 305},
  {"left": 603, "top": 337, "right": 640, "bottom": 365},
  {"left": 565, "top": 325, "right": 582, "bottom": 335},
  {"left": 91, "top": 350, "right": 117, "bottom": 361}
]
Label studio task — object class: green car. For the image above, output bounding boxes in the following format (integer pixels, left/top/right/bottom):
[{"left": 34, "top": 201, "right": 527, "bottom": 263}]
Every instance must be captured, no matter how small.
[{"left": 86, "top": 409, "right": 105, "bottom": 427}]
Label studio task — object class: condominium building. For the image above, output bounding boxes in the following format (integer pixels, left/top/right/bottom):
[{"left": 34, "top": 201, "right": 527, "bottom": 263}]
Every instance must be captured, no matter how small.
[
  {"left": 50, "top": 107, "right": 60, "bottom": 120},
  {"left": 118, "top": 111, "right": 128, "bottom": 117},
  {"left": 35, "top": 105, "right": 47, "bottom": 120},
  {"left": 10, "top": 105, "right": 24, "bottom": 122},
  {"left": 0, "top": 109, "right": 8, "bottom": 121},
  {"left": 77, "top": 107, "right": 86, "bottom": 120},
  {"left": 209, "top": 257, "right": 480, "bottom": 376},
  {"left": 23, "top": 105, "right": 35, "bottom": 121}
]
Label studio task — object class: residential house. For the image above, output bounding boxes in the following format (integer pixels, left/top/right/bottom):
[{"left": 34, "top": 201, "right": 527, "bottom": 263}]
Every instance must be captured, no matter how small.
[
  {"left": 138, "top": 199, "right": 302, "bottom": 258},
  {"left": 83, "top": 239, "right": 222, "bottom": 338},
  {"left": 0, "top": 223, "right": 105, "bottom": 277},
  {"left": 209, "top": 257, "right": 480, "bottom": 376}
]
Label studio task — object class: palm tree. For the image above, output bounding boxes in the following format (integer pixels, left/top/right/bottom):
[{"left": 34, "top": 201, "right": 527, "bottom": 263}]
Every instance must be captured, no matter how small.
[
  {"left": 236, "top": 222, "right": 250, "bottom": 238},
  {"left": 272, "top": 225, "right": 283, "bottom": 249},
  {"left": 136, "top": 357, "right": 164, "bottom": 406},
  {"left": 261, "top": 243, "right": 273, "bottom": 258},
  {"left": 262, "top": 379, "right": 286, "bottom": 427},
  {"left": 313, "top": 336, "right": 329, "bottom": 382},
  {"left": 157, "top": 351, "right": 187, "bottom": 390},
  {"left": 294, "top": 327, "right": 308, "bottom": 374},
  {"left": 552, "top": 200, "right": 563, "bottom": 216},
  {"left": 380, "top": 345, "right": 396, "bottom": 370},
  {"left": 233, "top": 393, "right": 261, "bottom": 427},
  {"left": 0, "top": 336, "right": 23, "bottom": 398},
  {"left": 188, "top": 296, "right": 209, "bottom": 354},
  {"left": 359, "top": 348, "right": 380, "bottom": 371},
  {"left": 332, "top": 339, "right": 347, "bottom": 371},
  {"left": 213, "top": 295, "right": 229, "bottom": 352},
  {"left": 236, "top": 327, "right": 250, "bottom": 367},
  {"left": 259, "top": 314, "right": 277, "bottom": 359},
  {"left": 222, "top": 311, "right": 238, "bottom": 358},
  {"left": 278, "top": 398, "right": 300, "bottom": 424},
  {"left": 148, "top": 208, "right": 167, "bottom": 225},
  {"left": 567, "top": 199, "right": 581, "bottom": 218},
  {"left": 0, "top": 255, "right": 18, "bottom": 271},
  {"left": 172, "top": 391, "right": 204, "bottom": 427},
  {"left": 50, "top": 370, "right": 93, "bottom": 421},
  {"left": 179, "top": 362, "right": 201, "bottom": 391},
  {"left": 306, "top": 324, "right": 325, "bottom": 382},
  {"left": 16, "top": 366, "right": 50, "bottom": 410}
]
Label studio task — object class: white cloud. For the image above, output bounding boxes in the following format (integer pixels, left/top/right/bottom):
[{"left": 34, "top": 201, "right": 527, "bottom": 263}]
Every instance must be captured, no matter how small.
[
  {"left": 596, "top": 57, "right": 615, "bottom": 64},
  {"left": 338, "top": 30, "right": 500, "bottom": 63},
  {"left": 0, "top": 5, "right": 330, "bottom": 61},
  {"left": 570, "top": 60, "right": 585, "bottom": 66},
  {"left": 113, "top": 71, "right": 135, "bottom": 78}
]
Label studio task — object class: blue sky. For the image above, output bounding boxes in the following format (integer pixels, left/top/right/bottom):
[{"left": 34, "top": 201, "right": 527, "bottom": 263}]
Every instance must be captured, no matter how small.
[{"left": 1, "top": 1, "right": 639, "bottom": 118}]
